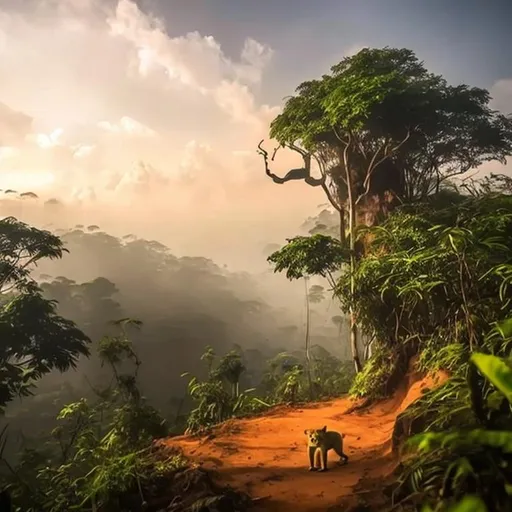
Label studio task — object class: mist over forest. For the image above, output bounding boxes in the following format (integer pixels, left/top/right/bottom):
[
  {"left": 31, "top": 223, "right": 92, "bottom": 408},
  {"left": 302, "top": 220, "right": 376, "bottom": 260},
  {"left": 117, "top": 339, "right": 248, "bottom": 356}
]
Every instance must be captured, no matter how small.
[
  {"left": 0, "top": 194, "right": 349, "bottom": 453},
  {"left": 2, "top": 1, "right": 512, "bottom": 511}
]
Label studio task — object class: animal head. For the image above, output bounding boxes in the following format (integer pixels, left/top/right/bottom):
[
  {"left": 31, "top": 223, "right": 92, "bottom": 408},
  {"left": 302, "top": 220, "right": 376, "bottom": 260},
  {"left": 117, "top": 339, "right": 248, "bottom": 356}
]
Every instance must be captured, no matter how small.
[{"left": 304, "top": 426, "right": 327, "bottom": 444}]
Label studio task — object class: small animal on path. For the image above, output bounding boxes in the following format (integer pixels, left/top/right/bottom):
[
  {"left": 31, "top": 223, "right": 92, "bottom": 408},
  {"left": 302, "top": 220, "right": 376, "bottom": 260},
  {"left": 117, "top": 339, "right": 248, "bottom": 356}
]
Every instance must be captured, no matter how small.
[{"left": 304, "top": 425, "right": 349, "bottom": 472}]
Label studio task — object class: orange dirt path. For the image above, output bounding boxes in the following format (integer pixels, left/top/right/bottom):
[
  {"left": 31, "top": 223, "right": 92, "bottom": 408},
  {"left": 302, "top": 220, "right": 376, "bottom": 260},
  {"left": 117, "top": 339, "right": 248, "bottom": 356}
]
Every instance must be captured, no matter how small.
[{"left": 162, "top": 372, "right": 444, "bottom": 512}]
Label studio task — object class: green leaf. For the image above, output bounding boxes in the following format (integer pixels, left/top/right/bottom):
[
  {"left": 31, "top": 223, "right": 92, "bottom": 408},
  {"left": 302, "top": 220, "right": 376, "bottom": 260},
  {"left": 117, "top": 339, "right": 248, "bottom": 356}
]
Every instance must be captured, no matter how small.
[
  {"left": 444, "top": 496, "right": 487, "bottom": 512},
  {"left": 408, "top": 429, "right": 512, "bottom": 454},
  {"left": 495, "top": 317, "right": 512, "bottom": 339},
  {"left": 471, "top": 353, "right": 512, "bottom": 403},
  {"left": 267, "top": 234, "right": 348, "bottom": 280}
]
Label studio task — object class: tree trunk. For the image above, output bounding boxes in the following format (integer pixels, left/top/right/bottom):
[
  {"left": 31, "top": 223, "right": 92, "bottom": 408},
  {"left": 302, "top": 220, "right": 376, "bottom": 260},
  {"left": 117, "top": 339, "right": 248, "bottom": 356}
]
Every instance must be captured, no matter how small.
[
  {"left": 344, "top": 157, "right": 363, "bottom": 374},
  {"left": 363, "top": 334, "right": 375, "bottom": 361},
  {"left": 304, "top": 277, "right": 314, "bottom": 399},
  {"left": 348, "top": 283, "right": 362, "bottom": 373},
  {"left": 339, "top": 208, "right": 346, "bottom": 245}
]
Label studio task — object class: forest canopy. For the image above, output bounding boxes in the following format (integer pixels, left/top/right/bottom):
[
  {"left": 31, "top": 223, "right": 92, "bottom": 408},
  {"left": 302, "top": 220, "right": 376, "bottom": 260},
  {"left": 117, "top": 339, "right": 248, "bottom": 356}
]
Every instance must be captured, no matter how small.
[
  {"left": 261, "top": 46, "right": 512, "bottom": 374},
  {"left": 2, "top": 45, "right": 512, "bottom": 511},
  {"left": 267, "top": 47, "right": 512, "bottom": 208}
]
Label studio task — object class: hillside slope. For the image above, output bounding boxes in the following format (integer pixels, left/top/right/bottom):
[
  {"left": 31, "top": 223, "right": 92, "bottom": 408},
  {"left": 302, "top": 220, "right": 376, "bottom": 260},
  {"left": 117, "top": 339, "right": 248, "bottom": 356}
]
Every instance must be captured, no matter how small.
[{"left": 161, "top": 371, "right": 445, "bottom": 512}]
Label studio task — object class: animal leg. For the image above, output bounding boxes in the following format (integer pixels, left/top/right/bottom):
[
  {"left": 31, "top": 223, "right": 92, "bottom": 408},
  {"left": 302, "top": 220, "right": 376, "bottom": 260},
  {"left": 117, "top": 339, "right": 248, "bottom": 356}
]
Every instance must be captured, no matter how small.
[
  {"left": 319, "top": 449, "right": 328, "bottom": 472},
  {"left": 333, "top": 441, "right": 349, "bottom": 465},
  {"left": 334, "top": 447, "right": 349, "bottom": 465},
  {"left": 314, "top": 448, "right": 322, "bottom": 470},
  {"left": 336, "top": 452, "right": 349, "bottom": 465},
  {"left": 308, "top": 446, "right": 317, "bottom": 471}
]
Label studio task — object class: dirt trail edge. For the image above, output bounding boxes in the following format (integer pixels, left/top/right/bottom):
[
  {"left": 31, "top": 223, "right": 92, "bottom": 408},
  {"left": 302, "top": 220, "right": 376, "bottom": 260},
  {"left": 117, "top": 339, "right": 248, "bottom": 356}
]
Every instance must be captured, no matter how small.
[{"left": 160, "top": 371, "right": 443, "bottom": 512}]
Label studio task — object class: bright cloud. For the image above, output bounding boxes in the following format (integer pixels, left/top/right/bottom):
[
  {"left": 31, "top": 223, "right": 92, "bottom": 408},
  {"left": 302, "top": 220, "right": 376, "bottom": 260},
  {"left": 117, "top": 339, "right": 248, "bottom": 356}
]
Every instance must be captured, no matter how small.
[
  {"left": 98, "top": 116, "right": 156, "bottom": 137},
  {"left": 32, "top": 128, "right": 64, "bottom": 149},
  {"left": 0, "top": 147, "right": 20, "bottom": 160},
  {"left": 0, "top": 0, "right": 328, "bottom": 266},
  {"left": 491, "top": 79, "right": 512, "bottom": 115},
  {"left": 72, "top": 144, "right": 95, "bottom": 159},
  {"left": 107, "top": 0, "right": 275, "bottom": 128},
  {"left": 0, "top": 170, "right": 56, "bottom": 191},
  {"left": 0, "top": 0, "right": 281, "bottom": 198}
]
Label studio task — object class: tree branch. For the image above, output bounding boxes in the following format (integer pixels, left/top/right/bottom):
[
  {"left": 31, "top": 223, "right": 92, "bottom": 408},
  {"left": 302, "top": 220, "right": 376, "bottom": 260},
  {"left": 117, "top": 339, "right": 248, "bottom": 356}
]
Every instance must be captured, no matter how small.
[
  {"left": 356, "top": 128, "right": 412, "bottom": 205},
  {"left": 257, "top": 140, "right": 326, "bottom": 187}
]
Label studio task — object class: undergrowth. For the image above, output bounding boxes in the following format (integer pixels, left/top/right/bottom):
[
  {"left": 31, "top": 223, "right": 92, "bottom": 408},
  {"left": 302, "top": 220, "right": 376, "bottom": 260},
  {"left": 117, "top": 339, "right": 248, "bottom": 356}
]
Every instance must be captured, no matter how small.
[
  {"left": 337, "top": 196, "right": 512, "bottom": 401},
  {"left": 182, "top": 344, "right": 354, "bottom": 434},
  {"left": 395, "top": 348, "right": 512, "bottom": 511},
  {"left": 349, "top": 343, "right": 399, "bottom": 400},
  {"left": 0, "top": 321, "right": 183, "bottom": 511}
]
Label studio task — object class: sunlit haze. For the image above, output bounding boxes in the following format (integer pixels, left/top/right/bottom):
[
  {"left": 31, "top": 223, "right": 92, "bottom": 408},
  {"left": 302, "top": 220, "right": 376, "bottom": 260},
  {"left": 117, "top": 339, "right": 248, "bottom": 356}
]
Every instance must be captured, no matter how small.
[{"left": 0, "top": 0, "right": 511, "bottom": 268}]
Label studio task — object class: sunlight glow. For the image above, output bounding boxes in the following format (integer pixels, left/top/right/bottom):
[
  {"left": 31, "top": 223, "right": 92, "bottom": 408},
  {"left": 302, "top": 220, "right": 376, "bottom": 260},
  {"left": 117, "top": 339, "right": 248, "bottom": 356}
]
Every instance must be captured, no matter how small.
[
  {"left": 0, "top": 171, "right": 56, "bottom": 191},
  {"left": 34, "top": 128, "right": 64, "bottom": 149}
]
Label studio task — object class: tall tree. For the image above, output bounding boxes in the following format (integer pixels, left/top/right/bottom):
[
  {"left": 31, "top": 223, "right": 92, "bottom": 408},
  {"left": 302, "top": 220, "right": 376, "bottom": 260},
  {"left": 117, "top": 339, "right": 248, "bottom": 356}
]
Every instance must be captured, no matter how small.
[
  {"left": 261, "top": 47, "right": 512, "bottom": 373},
  {"left": 0, "top": 217, "right": 90, "bottom": 411}
]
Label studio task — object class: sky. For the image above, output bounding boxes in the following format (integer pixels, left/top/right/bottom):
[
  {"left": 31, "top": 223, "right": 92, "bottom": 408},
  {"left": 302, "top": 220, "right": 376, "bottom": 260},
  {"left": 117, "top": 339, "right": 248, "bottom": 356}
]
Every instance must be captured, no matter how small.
[{"left": 0, "top": 0, "right": 511, "bottom": 267}]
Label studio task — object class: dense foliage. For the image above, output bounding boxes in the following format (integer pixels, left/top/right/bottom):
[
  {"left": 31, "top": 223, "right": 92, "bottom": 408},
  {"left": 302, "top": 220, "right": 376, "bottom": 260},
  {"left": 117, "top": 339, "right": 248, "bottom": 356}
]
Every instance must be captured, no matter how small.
[
  {"left": 342, "top": 194, "right": 512, "bottom": 399},
  {"left": 398, "top": 349, "right": 512, "bottom": 511},
  {"left": 2, "top": 321, "right": 183, "bottom": 512},
  {"left": 182, "top": 343, "right": 354, "bottom": 435},
  {"left": 0, "top": 217, "right": 90, "bottom": 412},
  {"left": 269, "top": 190, "right": 512, "bottom": 510},
  {"left": 265, "top": 49, "right": 512, "bottom": 510}
]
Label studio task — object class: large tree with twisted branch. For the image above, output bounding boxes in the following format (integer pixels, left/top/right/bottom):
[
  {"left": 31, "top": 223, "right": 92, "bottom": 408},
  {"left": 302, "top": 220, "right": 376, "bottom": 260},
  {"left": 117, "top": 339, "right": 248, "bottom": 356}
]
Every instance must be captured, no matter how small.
[{"left": 259, "top": 47, "right": 512, "bottom": 373}]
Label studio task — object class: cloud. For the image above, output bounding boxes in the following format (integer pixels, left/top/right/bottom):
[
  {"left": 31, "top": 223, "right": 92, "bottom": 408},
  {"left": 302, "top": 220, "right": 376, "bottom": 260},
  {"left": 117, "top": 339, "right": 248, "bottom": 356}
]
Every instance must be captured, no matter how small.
[
  {"left": 0, "top": 146, "right": 20, "bottom": 160},
  {"left": 0, "top": 101, "right": 33, "bottom": 144},
  {"left": 490, "top": 79, "right": 512, "bottom": 115},
  {"left": 110, "top": 160, "right": 168, "bottom": 194},
  {"left": 98, "top": 116, "right": 156, "bottom": 137},
  {"left": 32, "top": 128, "right": 64, "bottom": 149},
  {"left": 0, "top": 0, "right": 279, "bottom": 196},
  {"left": 236, "top": 38, "right": 275, "bottom": 84},
  {"left": 72, "top": 144, "right": 95, "bottom": 159},
  {"left": 108, "top": 0, "right": 273, "bottom": 90},
  {"left": 107, "top": 0, "right": 275, "bottom": 129},
  {"left": 0, "top": 0, "right": 321, "bottom": 268},
  {"left": 71, "top": 185, "right": 97, "bottom": 203},
  {"left": 213, "top": 81, "right": 279, "bottom": 129},
  {"left": 0, "top": 170, "right": 56, "bottom": 191}
]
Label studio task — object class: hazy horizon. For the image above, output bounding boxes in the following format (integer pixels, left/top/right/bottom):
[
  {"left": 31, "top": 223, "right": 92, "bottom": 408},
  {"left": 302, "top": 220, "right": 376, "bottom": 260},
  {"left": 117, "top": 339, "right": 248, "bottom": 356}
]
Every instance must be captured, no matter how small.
[{"left": 1, "top": 0, "right": 512, "bottom": 269}]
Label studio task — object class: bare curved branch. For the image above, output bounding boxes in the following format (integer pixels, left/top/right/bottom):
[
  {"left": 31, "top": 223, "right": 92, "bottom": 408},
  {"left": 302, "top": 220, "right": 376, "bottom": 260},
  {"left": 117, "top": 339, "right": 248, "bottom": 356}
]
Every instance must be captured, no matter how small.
[{"left": 257, "top": 140, "right": 325, "bottom": 187}]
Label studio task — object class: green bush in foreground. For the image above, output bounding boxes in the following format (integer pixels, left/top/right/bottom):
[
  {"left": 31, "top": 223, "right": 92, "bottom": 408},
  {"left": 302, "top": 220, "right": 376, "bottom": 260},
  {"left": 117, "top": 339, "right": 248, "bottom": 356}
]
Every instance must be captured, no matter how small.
[{"left": 397, "top": 350, "right": 512, "bottom": 511}]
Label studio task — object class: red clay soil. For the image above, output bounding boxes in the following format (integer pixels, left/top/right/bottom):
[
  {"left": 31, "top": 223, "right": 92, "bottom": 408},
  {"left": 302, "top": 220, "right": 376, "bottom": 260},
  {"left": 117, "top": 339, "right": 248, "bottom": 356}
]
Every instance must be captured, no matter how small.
[{"left": 161, "top": 370, "right": 447, "bottom": 512}]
